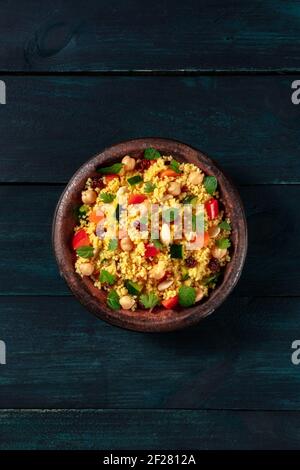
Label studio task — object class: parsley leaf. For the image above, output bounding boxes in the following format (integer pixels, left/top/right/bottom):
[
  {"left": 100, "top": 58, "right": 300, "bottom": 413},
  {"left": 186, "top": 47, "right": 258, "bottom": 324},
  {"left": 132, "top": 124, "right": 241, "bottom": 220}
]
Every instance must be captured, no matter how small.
[
  {"left": 97, "top": 163, "right": 123, "bottom": 174},
  {"left": 108, "top": 239, "right": 118, "bottom": 251},
  {"left": 139, "top": 292, "right": 160, "bottom": 309},
  {"left": 144, "top": 181, "right": 156, "bottom": 193},
  {"left": 162, "top": 208, "right": 179, "bottom": 223},
  {"left": 100, "top": 193, "right": 115, "bottom": 203},
  {"left": 76, "top": 246, "right": 94, "bottom": 259},
  {"left": 216, "top": 238, "right": 231, "bottom": 249},
  {"left": 169, "top": 159, "right": 182, "bottom": 174},
  {"left": 204, "top": 176, "right": 218, "bottom": 195},
  {"left": 178, "top": 286, "right": 196, "bottom": 307},
  {"left": 107, "top": 290, "right": 120, "bottom": 310},
  {"left": 144, "top": 147, "right": 161, "bottom": 160},
  {"left": 99, "top": 269, "right": 116, "bottom": 285},
  {"left": 128, "top": 175, "right": 143, "bottom": 186},
  {"left": 219, "top": 221, "right": 231, "bottom": 231}
]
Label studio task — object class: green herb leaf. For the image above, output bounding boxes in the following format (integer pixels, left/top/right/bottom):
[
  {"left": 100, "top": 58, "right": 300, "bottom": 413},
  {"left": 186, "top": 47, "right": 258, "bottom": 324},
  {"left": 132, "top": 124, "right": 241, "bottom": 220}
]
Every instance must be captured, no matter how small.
[
  {"left": 139, "top": 292, "right": 160, "bottom": 309},
  {"left": 97, "top": 163, "right": 123, "bottom": 174},
  {"left": 107, "top": 290, "right": 120, "bottom": 310},
  {"left": 170, "top": 244, "right": 183, "bottom": 259},
  {"left": 76, "top": 246, "right": 94, "bottom": 259},
  {"left": 100, "top": 193, "right": 115, "bottom": 203},
  {"left": 192, "top": 213, "right": 204, "bottom": 232},
  {"left": 108, "top": 239, "right": 118, "bottom": 251},
  {"left": 182, "top": 195, "right": 197, "bottom": 205},
  {"left": 144, "top": 147, "right": 161, "bottom": 160},
  {"left": 144, "top": 181, "right": 156, "bottom": 193},
  {"left": 152, "top": 239, "right": 163, "bottom": 250},
  {"left": 203, "top": 272, "right": 221, "bottom": 286},
  {"left": 204, "top": 176, "right": 218, "bottom": 195},
  {"left": 169, "top": 159, "right": 182, "bottom": 174},
  {"left": 128, "top": 175, "right": 143, "bottom": 186},
  {"left": 182, "top": 273, "right": 190, "bottom": 281},
  {"left": 216, "top": 238, "right": 231, "bottom": 249},
  {"left": 178, "top": 286, "right": 196, "bottom": 307},
  {"left": 115, "top": 203, "right": 120, "bottom": 222},
  {"left": 219, "top": 221, "right": 231, "bottom": 231},
  {"left": 99, "top": 269, "right": 116, "bottom": 285}
]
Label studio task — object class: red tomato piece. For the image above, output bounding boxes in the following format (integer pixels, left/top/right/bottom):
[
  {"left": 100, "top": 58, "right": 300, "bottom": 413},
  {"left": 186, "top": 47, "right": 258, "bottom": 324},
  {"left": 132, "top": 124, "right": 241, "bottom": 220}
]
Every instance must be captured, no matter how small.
[
  {"left": 128, "top": 194, "right": 147, "bottom": 204},
  {"left": 144, "top": 244, "right": 159, "bottom": 258},
  {"left": 205, "top": 198, "right": 219, "bottom": 220},
  {"left": 162, "top": 296, "right": 179, "bottom": 309},
  {"left": 72, "top": 229, "right": 90, "bottom": 250}
]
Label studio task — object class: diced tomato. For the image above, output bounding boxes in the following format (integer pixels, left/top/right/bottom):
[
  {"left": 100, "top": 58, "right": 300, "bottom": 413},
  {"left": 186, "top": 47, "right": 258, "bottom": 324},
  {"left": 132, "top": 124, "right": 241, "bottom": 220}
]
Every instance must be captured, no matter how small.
[
  {"left": 128, "top": 194, "right": 147, "bottom": 204},
  {"left": 144, "top": 244, "right": 159, "bottom": 258},
  {"left": 162, "top": 295, "right": 179, "bottom": 309},
  {"left": 72, "top": 229, "right": 90, "bottom": 250},
  {"left": 104, "top": 174, "right": 119, "bottom": 184},
  {"left": 89, "top": 209, "right": 105, "bottom": 224},
  {"left": 205, "top": 198, "right": 219, "bottom": 220},
  {"left": 160, "top": 169, "right": 179, "bottom": 178}
]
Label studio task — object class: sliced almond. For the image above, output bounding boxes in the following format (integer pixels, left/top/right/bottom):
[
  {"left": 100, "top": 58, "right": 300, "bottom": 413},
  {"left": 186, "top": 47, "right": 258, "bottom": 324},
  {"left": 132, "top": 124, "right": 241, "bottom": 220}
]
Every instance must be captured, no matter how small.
[
  {"left": 195, "top": 288, "right": 204, "bottom": 302},
  {"left": 157, "top": 279, "right": 174, "bottom": 291}
]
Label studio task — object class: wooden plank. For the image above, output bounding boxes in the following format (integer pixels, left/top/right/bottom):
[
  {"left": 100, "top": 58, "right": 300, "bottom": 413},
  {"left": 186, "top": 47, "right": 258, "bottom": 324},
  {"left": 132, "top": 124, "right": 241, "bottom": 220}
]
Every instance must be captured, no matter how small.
[
  {"left": 1, "top": 184, "right": 299, "bottom": 296},
  {"left": 1, "top": 409, "right": 300, "bottom": 449},
  {"left": 2, "top": 1, "right": 300, "bottom": 72},
  {"left": 0, "top": 296, "right": 300, "bottom": 410},
  {"left": 0, "top": 75, "right": 299, "bottom": 184}
]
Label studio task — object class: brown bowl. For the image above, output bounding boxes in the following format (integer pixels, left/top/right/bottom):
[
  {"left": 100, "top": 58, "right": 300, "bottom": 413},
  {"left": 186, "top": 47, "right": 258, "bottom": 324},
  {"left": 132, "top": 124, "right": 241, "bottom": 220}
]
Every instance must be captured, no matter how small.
[{"left": 53, "top": 138, "right": 247, "bottom": 332}]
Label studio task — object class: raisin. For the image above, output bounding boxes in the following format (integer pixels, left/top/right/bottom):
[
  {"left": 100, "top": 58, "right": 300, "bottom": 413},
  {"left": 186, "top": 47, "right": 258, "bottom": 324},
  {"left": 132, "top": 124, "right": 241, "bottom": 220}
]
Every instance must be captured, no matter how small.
[
  {"left": 133, "top": 220, "right": 141, "bottom": 230},
  {"left": 208, "top": 257, "right": 220, "bottom": 272},
  {"left": 91, "top": 176, "right": 104, "bottom": 189},
  {"left": 185, "top": 256, "right": 197, "bottom": 268}
]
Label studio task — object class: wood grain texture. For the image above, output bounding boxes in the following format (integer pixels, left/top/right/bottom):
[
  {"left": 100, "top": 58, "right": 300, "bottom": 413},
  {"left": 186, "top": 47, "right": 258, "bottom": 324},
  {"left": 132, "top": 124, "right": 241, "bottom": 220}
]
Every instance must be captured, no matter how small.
[
  {"left": 1, "top": 409, "right": 300, "bottom": 449},
  {"left": 0, "top": 76, "right": 299, "bottom": 184},
  {"left": 1, "top": 184, "right": 299, "bottom": 296},
  {"left": 2, "top": 0, "right": 300, "bottom": 72},
  {"left": 0, "top": 296, "right": 299, "bottom": 410}
]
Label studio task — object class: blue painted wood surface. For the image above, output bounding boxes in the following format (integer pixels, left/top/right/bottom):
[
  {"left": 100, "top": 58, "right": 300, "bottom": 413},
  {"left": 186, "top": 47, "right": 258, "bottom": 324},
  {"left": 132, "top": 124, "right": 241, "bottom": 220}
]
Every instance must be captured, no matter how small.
[
  {"left": 0, "top": 76, "right": 299, "bottom": 184},
  {"left": 2, "top": 0, "right": 300, "bottom": 71}
]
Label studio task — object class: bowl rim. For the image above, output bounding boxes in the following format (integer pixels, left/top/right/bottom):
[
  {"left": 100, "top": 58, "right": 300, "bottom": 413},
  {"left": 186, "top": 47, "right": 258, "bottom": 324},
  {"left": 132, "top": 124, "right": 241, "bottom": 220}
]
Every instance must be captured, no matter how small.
[{"left": 52, "top": 137, "right": 248, "bottom": 332}]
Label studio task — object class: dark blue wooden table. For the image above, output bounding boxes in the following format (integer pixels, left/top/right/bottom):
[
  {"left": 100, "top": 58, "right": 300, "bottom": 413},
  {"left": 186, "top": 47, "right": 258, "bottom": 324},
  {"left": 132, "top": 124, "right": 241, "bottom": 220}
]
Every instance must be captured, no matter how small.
[{"left": 1, "top": 0, "right": 300, "bottom": 449}]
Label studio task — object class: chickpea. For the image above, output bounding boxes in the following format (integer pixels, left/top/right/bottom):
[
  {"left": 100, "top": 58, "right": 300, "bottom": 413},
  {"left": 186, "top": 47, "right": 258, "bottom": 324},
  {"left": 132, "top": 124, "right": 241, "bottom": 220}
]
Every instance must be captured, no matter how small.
[
  {"left": 122, "top": 155, "right": 136, "bottom": 172},
  {"left": 120, "top": 295, "right": 135, "bottom": 310},
  {"left": 120, "top": 237, "right": 134, "bottom": 252},
  {"left": 80, "top": 262, "right": 94, "bottom": 276},
  {"left": 188, "top": 171, "right": 204, "bottom": 185},
  {"left": 195, "top": 288, "right": 204, "bottom": 302},
  {"left": 150, "top": 263, "right": 166, "bottom": 280},
  {"left": 82, "top": 189, "right": 97, "bottom": 205},
  {"left": 212, "top": 246, "right": 227, "bottom": 259},
  {"left": 167, "top": 182, "right": 181, "bottom": 196}
]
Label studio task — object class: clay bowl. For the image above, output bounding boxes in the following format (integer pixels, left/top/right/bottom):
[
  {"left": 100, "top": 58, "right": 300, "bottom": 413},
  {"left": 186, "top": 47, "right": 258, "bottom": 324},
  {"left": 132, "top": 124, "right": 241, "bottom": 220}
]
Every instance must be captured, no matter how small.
[{"left": 53, "top": 138, "right": 247, "bottom": 332}]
